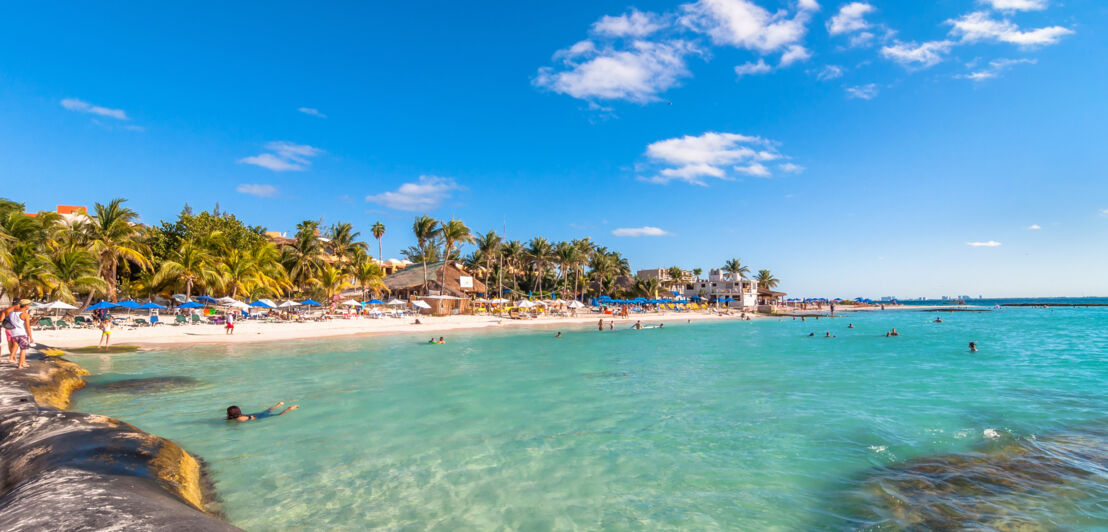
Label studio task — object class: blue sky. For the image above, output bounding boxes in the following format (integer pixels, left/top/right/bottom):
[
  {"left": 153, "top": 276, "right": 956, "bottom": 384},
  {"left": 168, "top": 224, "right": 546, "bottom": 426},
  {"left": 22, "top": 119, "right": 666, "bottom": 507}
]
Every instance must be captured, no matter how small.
[{"left": 1, "top": 0, "right": 1105, "bottom": 298}]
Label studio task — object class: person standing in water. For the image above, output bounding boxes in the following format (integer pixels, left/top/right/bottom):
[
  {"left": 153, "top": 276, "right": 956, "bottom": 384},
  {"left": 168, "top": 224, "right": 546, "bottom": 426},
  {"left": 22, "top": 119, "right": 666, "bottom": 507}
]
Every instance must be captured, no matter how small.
[
  {"left": 98, "top": 316, "right": 113, "bottom": 349},
  {"left": 598, "top": 318, "right": 604, "bottom": 331},
  {"left": 969, "top": 341, "right": 978, "bottom": 352}
]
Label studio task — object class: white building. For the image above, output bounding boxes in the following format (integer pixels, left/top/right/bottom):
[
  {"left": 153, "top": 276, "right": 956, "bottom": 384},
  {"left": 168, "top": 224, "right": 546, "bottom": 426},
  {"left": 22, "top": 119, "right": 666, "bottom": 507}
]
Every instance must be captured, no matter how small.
[{"left": 681, "top": 269, "right": 758, "bottom": 308}]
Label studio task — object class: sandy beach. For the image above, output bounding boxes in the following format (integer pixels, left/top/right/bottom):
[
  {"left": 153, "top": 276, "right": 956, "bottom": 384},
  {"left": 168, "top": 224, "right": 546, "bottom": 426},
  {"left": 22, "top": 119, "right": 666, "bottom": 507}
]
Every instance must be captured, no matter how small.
[{"left": 31, "top": 310, "right": 752, "bottom": 349}]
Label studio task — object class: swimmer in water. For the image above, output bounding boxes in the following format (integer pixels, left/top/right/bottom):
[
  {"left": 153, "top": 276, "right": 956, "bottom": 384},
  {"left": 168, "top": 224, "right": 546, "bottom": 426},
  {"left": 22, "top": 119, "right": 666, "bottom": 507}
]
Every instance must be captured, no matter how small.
[
  {"left": 658, "top": 323, "right": 663, "bottom": 328},
  {"left": 848, "top": 323, "right": 854, "bottom": 329},
  {"left": 634, "top": 320, "right": 642, "bottom": 330},
  {"left": 934, "top": 317, "right": 943, "bottom": 323},
  {"left": 598, "top": 319, "right": 604, "bottom": 331},
  {"left": 809, "top": 332, "right": 815, "bottom": 337},
  {"left": 226, "top": 402, "right": 298, "bottom": 422},
  {"left": 969, "top": 341, "right": 977, "bottom": 352},
  {"left": 438, "top": 337, "right": 445, "bottom": 344},
  {"left": 609, "top": 322, "right": 614, "bottom": 331},
  {"left": 889, "top": 328, "right": 900, "bottom": 336},
  {"left": 825, "top": 332, "right": 831, "bottom": 338},
  {"left": 428, "top": 338, "right": 436, "bottom": 344},
  {"left": 555, "top": 332, "right": 562, "bottom": 338}
]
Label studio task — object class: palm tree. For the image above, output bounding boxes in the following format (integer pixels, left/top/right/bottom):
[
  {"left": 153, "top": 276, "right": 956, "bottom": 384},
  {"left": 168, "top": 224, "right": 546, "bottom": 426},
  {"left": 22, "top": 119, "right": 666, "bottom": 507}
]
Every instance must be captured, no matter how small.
[
  {"left": 327, "top": 222, "right": 367, "bottom": 269},
  {"left": 667, "top": 265, "right": 686, "bottom": 293},
  {"left": 316, "top": 264, "right": 351, "bottom": 301},
  {"left": 555, "top": 241, "right": 578, "bottom": 297},
  {"left": 692, "top": 268, "right": 703, "bottom": 279},
  {"left": 248, "top": 241, "right": 292, "bottom": 298},
  {"left": 352, "top": 258, "right": 387, "bottom": 300},
  {"left": 412, "top": 216, "right": 438, "bottom": 293},
  {"left": 371, "top": 221, "right": 386, "bottom": 263},
  {"left": 571, "top": 238, "right": 593, "bottom": 301},
  {"left": 153, "top": 239, "right": 223, "bottom": 300},
  {"left": 281, "top": 221, "right": 325, "bottom": 294},
  {"left": 722, "top": 258, "right": 750, "bottom": 280},
  {"left": 473, "top": 230, "right": 502, "bottom": 296},
  {"left": 220, "top": 248, "right": 258, "bottom": 298},
  {"left": 501, "top": 240, "right": 524, "bottom": 295},
  {"left": 526, "top": 237, "right": 553, "bottom": 298},
  {"left": 438, "top": 218, "right": 473, "bottom": 291},
  {"left": 84, "top": 199, "right": 152, "bottom": 302},
  {"left": 634, "top": 278, "right": 662, "bottom": 299},
  {"left": 3, "top": 244, "right": 49, "bottom": 300},
  {"left": 41, "top": 246, "right": 107, "bottom": 304},
  {"left": 755, "top": 269, "right": 779, "bottom": 290}
]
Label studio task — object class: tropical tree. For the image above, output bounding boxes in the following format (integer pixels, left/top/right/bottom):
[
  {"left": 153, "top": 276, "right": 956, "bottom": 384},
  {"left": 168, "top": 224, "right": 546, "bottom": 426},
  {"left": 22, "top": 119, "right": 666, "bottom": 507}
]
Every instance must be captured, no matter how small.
[
  {"left": 501, "top": 240, "right": 525, "bottom": 295},
  {"left": 371, "top": 221, "right": 386, "bottom": 263},
  {"left": 41, "top": 247, "right": 107, "bottom": 304},
  {"left": 327, "top": 222, "right": 367, "bottom": 268},
  {"left": 473, "top": 230, "right": 502, "bottom": 296},
  {"left": 220, "top": 248, "right": 258, "bottom": 299},
  {"left": 281, "top": 221, "right": 325, "bottom": 293},
  {"left": 153, "top": 239, "right": 224, "bottom": 300},
  {"left": 412, "top": 215, "right": 439, "bottom": 293},
  {"left": 634, "top": 278, "right": 662, "bottom": 299},
  {"left": 84, "top": 199, "right": 152, "bottom": 302},
  {"left": 526, "top": 237, "right": 553, "bottom": 297},
  {"left": 316, "top": 264, "right": 351, "bottom": 301},
  {"left": 352, "top": 257, "right": 387, "bottom": 300},
  {"left": 438, "top": 218, "right": 473, "bottom": 289},
  {"left": 692, "top": 268, "right": 703, "bottom": 278},
  {"left": 667, "top": 265, "right": 686, "bottom": 293},
  {"left": 755, "top": 269, "right": 779, "bottom": 290},
  {"left": 555, "top": 241, "right": 578, "bottom": 297},
  {"left": 722, "top": 258, "right": 750, "bottom": 280}
]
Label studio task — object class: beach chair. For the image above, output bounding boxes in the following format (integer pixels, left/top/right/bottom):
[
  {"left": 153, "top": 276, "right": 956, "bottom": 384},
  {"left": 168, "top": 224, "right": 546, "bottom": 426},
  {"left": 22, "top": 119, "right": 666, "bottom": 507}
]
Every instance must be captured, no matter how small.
[
  {"left": 174, "top": 315, "right": 188, "bottom": 325},
  {"left": 134, "top": 318, "right": 150, "bottom": 327},
  {"left": 38, "top": 317, "right": 55, "bottom": 329},
  {"left": 191, "top": 314, "right": 202, "bottom": 324},
  {"left": 55, "top": 319, "right": 71, "bottom": 329}
]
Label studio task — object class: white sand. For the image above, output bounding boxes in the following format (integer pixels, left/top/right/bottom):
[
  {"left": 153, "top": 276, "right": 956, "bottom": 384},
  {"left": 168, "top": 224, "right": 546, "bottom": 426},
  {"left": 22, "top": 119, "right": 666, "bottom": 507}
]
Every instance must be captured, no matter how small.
[{"left": 32, "top": 311, "right": 750, "bottom": 349}]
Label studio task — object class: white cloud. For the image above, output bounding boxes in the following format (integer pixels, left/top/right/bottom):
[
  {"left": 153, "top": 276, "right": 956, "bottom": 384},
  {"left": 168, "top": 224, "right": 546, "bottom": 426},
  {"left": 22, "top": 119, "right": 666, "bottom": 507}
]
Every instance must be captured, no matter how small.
[
  {"left": 849, "top": 31, "right": 876, "bottom": 47},
  {"left": 966, "top": 240, "right": 1002, "bottom": 247},
  {"left": 881, "top": 40, "right": 955, "bottom": 67},
  {"left": 297, "top": 107, "right": 327, "bottom": 118},
  {"left": 817, "top": 64, "right": 844, "bottom": 81},
  {"left": 828, "top": 2, "right": 875, "bottom": 36},
  {"left": 960, "top": 57, "right": 1036, "bottom": 81},
  {"left": 1027, "top": 224, "right": 1041, "bottom": 230},
  {"left": 779, "top": 45, "right": 811, "bottom": 66},
  {"left": 236, "top": 184, "right": 278, "bottom": 198},
  {"left": 681, "top": 0, "right": 818, "bottom": 54},
  {"left": 980, "top": 0, "right": 1048, "bottom": 11},
  {"left": 641, "top": 131, "right": 792, "bottom": 185},
  {"left": 947, "top": 11, "right": 1072, "bottom": 47},
  {"left": 778, "top": 162, "right": 805, "bottom": 173},
  {"left": 845, "top": 83, "right": 879, "bottom": 99},
  {"left": 611, "top": 226, "right": 672, "bottom": 237},
  {"left": 1100, "top": 209, "right": 1108, "bottom": 217},
  {"left": 535, "top": 39, "right": 698, "bottom": 103},
  {"left": 60, "top": 98, "right": 128, "bottom": 120},
  {"left": 593, "top": 9, "right": 667, "bottom": 37},
  {"left": 238, "top": 141, "right": 323, "bottom": 172},
  {"left": 365, "top": 176, "right": 460, "bottom": 211},
  {"left": 734, "top": 58, "right": 772, "bottom": 77}
]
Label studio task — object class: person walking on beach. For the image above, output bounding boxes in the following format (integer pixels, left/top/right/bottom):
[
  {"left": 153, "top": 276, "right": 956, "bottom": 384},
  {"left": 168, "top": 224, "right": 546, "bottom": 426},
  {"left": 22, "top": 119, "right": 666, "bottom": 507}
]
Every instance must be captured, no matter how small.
[
  {"left": 225, "top": 312, "right": 235, "bottom": 335},
  {"left": 226, "top": 402, "right": 298, "bottom": 422},
  {"left": 4, "top": 299, "right": 34, "bottom": 369},
  {"left": 98, "top": 316, "right": 113, "bottom": 349}
]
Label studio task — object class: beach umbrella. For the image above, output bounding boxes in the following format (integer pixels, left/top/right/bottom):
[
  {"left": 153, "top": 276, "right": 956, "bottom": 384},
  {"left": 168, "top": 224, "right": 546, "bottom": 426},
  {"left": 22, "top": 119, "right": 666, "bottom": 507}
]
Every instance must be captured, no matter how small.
[
  {"left": 45, "top": 301, "right": 79, "bottom": 310},
  {"left": 341, "top": 299, "right": 362, "bottom": 307},
  {"left": 277, "top": 300, "right": 301, "bottom": 308},
  {"left": 116, "top": 300, "right": 141, "bottom": 309},
  {"left": 567, "top": 300, "right": 585, "bottom": 308},
  {"left": 194, "top": 295, "right": 219, "bottom": 303},
  {"left": 249, "top": 300, "right": 275, "bottom": 308},
  {"left": 137, "top": 302, "right": 167, "bottom": 309},
  {"left": 367, "top": 298, "right": 385, "bottom": 304},
  {"left": 412, "top": 300, "right": 431, "bottom": 309},
  {"left": 386, "top": 299, "right": 406, "bottom": 306},
  {"left": 300, "top": 299, "right": 322, "bottom": 306},
  {"left": 178, "top": 301, "right": 205, "bottom": 309},
  {"left": 87, "top": 301, "right": 120, "bottom": 311},
  {"left": 516, "top": 300, "right": 535, "bottom": 308}
]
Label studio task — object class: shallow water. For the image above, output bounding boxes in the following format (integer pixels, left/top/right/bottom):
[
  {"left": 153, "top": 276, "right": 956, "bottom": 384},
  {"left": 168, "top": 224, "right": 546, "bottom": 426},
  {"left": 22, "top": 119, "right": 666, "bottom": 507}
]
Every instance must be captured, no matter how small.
[{"left": 71, "top": 308, "right": 1108, "bottom": 530}]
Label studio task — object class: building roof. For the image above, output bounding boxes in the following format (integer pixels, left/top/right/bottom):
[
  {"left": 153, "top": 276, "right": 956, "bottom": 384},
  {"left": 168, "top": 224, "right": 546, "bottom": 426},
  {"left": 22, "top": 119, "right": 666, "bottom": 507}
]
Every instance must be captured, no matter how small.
[
  {"left": 384, "top": 261, "right": 486, "bottom": 296},
  {"left": 758, "top": 288, "right": 788, "bottom": 297},
  {"left": 56, "top": 205, "right": 88, "bottom": 216}
]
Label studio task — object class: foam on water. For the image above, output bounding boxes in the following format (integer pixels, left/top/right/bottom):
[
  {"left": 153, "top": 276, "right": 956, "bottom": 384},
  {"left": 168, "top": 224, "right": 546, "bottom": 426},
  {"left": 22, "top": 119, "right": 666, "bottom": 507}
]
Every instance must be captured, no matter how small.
[{"left": 71, "top": 307, "right": 1108, "bottom": 530}]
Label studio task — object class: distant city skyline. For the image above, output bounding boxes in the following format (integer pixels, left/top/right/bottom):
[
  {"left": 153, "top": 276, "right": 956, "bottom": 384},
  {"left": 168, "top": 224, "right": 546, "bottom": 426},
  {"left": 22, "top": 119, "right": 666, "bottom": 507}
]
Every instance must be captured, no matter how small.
[{"left": 1, "top": 1, "right": 1105, "bottom": 298}]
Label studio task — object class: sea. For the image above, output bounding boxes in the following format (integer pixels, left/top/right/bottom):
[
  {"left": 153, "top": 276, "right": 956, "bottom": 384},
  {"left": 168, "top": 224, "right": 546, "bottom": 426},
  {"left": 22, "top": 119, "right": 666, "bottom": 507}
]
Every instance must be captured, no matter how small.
[{"left": 71, "top": 301, "right": 1108, "bottom": 530}]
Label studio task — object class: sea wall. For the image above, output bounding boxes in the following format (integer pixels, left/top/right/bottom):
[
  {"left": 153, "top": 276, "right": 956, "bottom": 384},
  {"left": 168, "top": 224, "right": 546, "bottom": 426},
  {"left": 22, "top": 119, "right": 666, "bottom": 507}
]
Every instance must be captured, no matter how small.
[{"left": 0, "top": 353, "right": 239, "bottom": 531}]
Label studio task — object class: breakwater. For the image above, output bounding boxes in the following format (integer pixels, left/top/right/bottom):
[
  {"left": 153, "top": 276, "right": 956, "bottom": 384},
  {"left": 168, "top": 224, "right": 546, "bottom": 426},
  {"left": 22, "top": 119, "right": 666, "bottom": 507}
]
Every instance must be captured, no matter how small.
[{"left": 0, "top": 352, "right": 238, "bottom": 531}]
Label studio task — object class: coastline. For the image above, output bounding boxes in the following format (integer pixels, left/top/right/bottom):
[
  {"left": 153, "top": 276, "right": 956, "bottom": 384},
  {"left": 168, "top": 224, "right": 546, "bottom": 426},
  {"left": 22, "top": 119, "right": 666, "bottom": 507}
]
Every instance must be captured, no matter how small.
[{"left": 0, "top": 353, "right": 239, "bottom": 531}]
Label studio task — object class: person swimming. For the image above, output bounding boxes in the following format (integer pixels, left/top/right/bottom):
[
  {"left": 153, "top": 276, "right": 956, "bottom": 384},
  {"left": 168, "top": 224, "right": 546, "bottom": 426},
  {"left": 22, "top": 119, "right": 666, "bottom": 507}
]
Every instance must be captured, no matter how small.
[
  {"left": 848, "top": 323, "right": 855, "bottom": 328},
  {"left": 555, "top": 332, "right": 562, "bottom": 338},
  {"left": 825, "top": 332, "right": 831, "bottom": 338},
  {"left": 428, "top": 338, "right": 436, "bottom": 344},
  {"left": 809, "top": 332, "right": 815, "bottom": 337},
  {"left": 634, "top": 320, "right": 643, "bottom": 330},
  {"left": 969, "top": 341, "right": 978, "bottom": 352},
  {"left": 934, "top": 317, "right": 943, "bottom": 323},
  {"left": 438, "top": 337, "right": 445, "bottom": 344},
  {"left": 226, "top": 402, "right": 298, "bottom": 422},
  {"left": 889, "top": 328, "right": 900, "bottom": 336}
]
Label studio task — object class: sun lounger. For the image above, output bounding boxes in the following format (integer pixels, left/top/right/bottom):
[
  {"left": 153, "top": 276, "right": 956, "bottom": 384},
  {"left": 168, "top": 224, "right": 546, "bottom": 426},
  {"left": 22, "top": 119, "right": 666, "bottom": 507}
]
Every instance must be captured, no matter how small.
[
  {"left": 175, "top": 315, "right": 188, "bottom": 325},
  {"left": 37, "top": 317, "right": 56, "bottom": 329}
]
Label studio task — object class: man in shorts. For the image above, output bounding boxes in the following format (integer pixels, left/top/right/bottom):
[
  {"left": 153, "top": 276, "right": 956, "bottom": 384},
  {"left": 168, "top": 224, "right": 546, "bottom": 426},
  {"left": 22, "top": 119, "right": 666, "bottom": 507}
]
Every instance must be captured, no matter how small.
[{"left": 3, "top": 299, "right": 35, "bottom": 369}]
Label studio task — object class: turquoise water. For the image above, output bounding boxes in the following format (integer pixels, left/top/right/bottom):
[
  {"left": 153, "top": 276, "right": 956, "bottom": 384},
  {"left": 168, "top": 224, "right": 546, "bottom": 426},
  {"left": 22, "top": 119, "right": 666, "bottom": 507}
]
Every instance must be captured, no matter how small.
[{"left": 71, "top": 308, "right": 1108, "bottom": 530}]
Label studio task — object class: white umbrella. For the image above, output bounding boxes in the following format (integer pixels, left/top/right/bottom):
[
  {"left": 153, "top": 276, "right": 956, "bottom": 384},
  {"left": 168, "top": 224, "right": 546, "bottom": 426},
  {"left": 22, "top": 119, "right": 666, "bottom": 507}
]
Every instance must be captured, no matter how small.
[
  {"left": 341, "top": 299, "right": 362, "bottom": 307},
  {"left": 517, "top": 300, "right": 535, "bottom": 308},
  {"left": 567, "top": 300, "right": 585, "bottom": 309},
  {"left": 387, "top": 299, "right": 406, "bottom": 306},
  {"left": 46, "top": 301, "right": 79, "bottom": 310},
  {"left": 217, "top": 296, "right": 240, "bottom": 306},
  {"left": 257, "top": 298, "right": 277, "bottom": 308},
  {"left": 412, "top": 300, "right": 431, "bottom": 309},
  {"left": 227, "top": 300, "right": 250, "bottom": 309},
  {"left": 278, "top": 300, "right": 301, "bottom": 308}
]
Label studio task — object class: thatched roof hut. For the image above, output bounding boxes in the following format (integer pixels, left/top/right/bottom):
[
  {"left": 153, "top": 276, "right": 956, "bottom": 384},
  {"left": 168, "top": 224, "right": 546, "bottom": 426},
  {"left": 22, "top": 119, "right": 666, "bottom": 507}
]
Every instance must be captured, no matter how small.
[{"left": 384, "top": 261, "right": 486, "bottom": 298}]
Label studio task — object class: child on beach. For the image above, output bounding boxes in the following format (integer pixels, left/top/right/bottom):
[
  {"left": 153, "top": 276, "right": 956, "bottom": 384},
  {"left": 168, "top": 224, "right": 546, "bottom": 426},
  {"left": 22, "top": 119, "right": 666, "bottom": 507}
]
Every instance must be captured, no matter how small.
[{"left": 98, "top": 317, "right": 113, "bottom": 349}]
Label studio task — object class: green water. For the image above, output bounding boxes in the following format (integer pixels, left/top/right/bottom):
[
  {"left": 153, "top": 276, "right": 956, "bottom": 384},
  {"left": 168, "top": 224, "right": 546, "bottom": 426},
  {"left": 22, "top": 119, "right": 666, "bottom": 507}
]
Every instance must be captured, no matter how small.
[{"left": 71, "top": 308, "right": 1108, "bottom": 530}]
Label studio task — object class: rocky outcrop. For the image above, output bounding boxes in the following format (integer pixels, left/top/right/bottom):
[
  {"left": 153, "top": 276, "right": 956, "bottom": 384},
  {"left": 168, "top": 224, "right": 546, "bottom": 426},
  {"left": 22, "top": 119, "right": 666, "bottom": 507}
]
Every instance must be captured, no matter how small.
[{"left": 0, "top": 353, "right": 239, "bottom": 531}]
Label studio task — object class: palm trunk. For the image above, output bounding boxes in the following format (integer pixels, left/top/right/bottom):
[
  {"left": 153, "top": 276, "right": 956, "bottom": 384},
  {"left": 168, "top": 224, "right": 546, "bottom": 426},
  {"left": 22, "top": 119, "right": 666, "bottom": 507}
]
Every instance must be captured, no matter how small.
[{"left": 377, "top": 238, "right": 382, "bottom": 263}]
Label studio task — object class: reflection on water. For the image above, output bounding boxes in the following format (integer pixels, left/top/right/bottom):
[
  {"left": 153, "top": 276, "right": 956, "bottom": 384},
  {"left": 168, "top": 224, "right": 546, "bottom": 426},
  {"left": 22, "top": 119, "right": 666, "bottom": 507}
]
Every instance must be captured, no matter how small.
[
  {"left": 87, "top": 376, "right": 200, "bottom": 394},
  {"left": 850, "top": 427, "right": 1108, "bottom": 530}
]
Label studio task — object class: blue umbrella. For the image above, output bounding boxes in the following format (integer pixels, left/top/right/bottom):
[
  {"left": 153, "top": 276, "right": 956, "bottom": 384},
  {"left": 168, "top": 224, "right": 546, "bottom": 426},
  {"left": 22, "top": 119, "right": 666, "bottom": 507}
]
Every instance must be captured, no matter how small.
[
  {"left": 87, "top": 301, "right": 119, "bottom": 311},
  {"left": 250, "top": 300, "right": 275, "bottom": 308},
  {"left": 194, "top": 295, "right": 218, "bottom": 303},
  {"left": 178, "top": 301, "right": 205, "bottom": 309},
  {"left": 299, "top": 299, "right": 321, "bottom": 306},
  {"left": 116, "top": 300, "right": 141, "bottom": 309},
  {"left": 138, "top": 302, "right": 167, "bottom": 309},
  {"left": 367, "top": 298, "right": 385, "bottom": 304}
]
